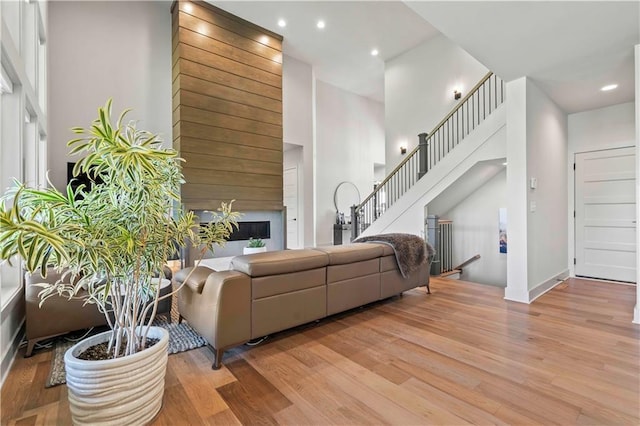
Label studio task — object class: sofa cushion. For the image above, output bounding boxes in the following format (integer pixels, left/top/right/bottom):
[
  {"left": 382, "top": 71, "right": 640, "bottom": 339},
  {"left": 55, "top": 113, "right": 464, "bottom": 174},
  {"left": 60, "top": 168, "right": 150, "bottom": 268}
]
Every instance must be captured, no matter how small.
[
  {"left": 326, "top": 258, "right": 379, "bottom": 283},
  {"left": 252, "top": 285, "right": 326, "bottom": 339},
  {"left": 315, "top": 244, "right": 384, "bottom": 265},
  {"left": 231, "top": 249, "right": 328, "bottom": 277},
  {"left": 252, "top": 268, "right": 326, "bottom": 299},
  {"left": 327, "top": 274, "right": 381, "bottom": 316},
  {"left": 174, "top": 266, "right": 215, "bottom": 293}
]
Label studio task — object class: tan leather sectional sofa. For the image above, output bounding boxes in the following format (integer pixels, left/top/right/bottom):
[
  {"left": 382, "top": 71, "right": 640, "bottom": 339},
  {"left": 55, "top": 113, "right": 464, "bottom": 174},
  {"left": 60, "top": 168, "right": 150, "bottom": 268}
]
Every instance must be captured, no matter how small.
[{"left": 175, "top": 243, "right": 431, "bottom": 369}]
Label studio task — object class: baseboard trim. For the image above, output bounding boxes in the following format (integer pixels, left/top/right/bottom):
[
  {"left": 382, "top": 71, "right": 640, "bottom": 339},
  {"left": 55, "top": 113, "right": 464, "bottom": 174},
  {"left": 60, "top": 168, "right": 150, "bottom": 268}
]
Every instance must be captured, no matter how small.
[{"left": 529, "top": 269, "right": 570, "bottom": 303}]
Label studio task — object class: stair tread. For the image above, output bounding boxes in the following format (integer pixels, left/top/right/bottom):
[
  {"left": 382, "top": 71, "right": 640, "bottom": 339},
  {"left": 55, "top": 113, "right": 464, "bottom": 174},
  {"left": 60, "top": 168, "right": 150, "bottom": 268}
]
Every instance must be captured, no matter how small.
[{"left": 440, "top": 269, "right": 462, "bottom": 278}]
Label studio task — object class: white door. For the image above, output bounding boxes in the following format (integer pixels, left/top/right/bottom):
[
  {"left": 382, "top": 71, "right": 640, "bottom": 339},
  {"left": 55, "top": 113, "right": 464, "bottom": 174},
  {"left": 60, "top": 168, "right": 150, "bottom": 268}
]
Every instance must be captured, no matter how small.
[
  {"left": 284, "top": 167, "right": 300, "bottom": 249},
  {"left": 575, "top": 147, "right": 636, "bottom": 282}
]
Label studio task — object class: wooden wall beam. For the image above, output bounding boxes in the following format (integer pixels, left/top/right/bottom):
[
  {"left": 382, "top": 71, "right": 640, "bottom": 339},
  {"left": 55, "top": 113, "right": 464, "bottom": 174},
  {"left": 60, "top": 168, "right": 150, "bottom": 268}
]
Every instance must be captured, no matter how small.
[{"left": 173, "top": 0, "right": 284, "bottom": 211}]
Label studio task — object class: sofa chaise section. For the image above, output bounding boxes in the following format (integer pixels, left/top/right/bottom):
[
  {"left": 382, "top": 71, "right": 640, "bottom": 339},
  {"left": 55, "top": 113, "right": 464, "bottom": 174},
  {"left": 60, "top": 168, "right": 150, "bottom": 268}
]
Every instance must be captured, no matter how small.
[
  {"left": 176, "top": 242, "right": 432, "bottom": 369},
  {"left": 177, "top": 249, "right": 329, "bottom": 368},
  {"left": 230, "top": 249, "right": 329, "bottom": 339}
]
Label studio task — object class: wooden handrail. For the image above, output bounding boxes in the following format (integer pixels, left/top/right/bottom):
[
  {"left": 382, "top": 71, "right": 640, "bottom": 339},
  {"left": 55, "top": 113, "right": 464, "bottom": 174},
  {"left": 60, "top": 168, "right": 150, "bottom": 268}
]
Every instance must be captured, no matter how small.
[
  {"left": 356, "top": 71, "right": 494, "bottom": 211},
  {"left": 453, "top": 254, "right": 481, "bottom": 270}
]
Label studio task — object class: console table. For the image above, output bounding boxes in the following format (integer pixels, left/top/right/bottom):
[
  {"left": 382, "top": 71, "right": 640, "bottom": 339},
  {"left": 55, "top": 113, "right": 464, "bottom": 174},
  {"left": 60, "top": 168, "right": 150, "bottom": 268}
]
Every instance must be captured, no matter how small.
[{"left": 333, "top": 224, "right": 352, "bottom": 245}]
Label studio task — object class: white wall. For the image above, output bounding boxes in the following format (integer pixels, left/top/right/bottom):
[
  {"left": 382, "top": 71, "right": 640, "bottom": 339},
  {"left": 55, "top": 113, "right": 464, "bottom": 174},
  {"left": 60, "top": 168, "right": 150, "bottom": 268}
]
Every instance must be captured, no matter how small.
[
  {"left": 315, "top": 80, "right": 385, "bottom": 246},
  {"left": 385, "top": 34, "right": 488, "bottom": 172},
  {"left": 283, "top": 55, "right": 314, "bottom": 247},
  {"left": 506, "top": 77, "right": 569, "bottom": 303},
  {"left": 567, "top": 101, "right": 636, "bottom": 277},
  {"left": 569, "top": 102, "right": 635, "bottom": 152},
  {"left": 442, "top": 169, "right": 507, "bottom": 286},
  {"left": 525, "top": 79, "right": 569, "bottom": 291},
  {"left": 505, "top": 78, "right": 530, "bottom": 302},
  {"left": 48, "top": 0, "right": 172, "bottom": 190}
]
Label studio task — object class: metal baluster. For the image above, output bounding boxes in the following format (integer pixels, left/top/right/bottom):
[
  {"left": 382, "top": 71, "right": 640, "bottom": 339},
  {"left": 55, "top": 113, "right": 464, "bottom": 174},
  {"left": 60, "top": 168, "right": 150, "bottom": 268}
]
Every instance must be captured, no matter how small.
[
  {"left": 404, "top": 162, "right": 407, "bottom": 195},
  {"left": 472, "top": 92, "right": 475, "bottom": 130},
  {"left": 457, "top": 109, "right": 460, "bottom": 146},
  {"left": 477, "top": 91, "right": 480, "bottom": 126},
  {"left": 443, "top": 120, "right": 451, "bottom": 157},
  {"left": 466, "top": 99, "right": 469, "bottom": 136},
  {"left": 493, "top": 75, "right": 497, "bottom": 109},
  {"left": 483, "top": 84, "right": 486, "bottom": 120},
  {"left": 400, "top": 166, "right": 407, "bottom": 197},
  {"left": 488, "top": 77, "right": 492, "bottom": 114},
  {"left": 394, "top": 174, "right": 397, "bottom": 205},
  {"left": 448, "top": 223, "right": 452, "bottom": 271}
]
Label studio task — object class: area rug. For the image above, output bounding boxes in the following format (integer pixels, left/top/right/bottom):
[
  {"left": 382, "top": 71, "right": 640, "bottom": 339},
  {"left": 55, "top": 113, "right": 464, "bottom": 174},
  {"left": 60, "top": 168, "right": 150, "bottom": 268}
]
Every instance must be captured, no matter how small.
[{"left": 45, "top": 318, "right": 207, "bottom": 388}]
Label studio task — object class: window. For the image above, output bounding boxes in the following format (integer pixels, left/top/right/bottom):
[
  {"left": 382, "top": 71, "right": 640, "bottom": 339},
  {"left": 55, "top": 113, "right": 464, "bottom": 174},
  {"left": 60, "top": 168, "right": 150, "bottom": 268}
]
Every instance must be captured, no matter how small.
[{"left": 0, "top": 0, "right": 47, "bottom": 310}]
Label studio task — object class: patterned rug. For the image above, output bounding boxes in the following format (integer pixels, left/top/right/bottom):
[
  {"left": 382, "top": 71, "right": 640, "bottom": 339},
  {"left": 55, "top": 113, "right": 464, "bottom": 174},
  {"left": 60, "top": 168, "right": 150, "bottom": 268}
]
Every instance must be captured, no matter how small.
[{"left": 45, "top": 317, "right": 207, "bottom": 388}]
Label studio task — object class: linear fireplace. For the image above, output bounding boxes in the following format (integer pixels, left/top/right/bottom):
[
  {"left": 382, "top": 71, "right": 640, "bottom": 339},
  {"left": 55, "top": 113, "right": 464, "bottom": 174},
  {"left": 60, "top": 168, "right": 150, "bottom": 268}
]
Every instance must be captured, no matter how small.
[
  {"left": 227, "top": 221, "right": 270, "bottom": 241},
  {"left": 184, "top": 210, "right": 284, "bottom": 266}
]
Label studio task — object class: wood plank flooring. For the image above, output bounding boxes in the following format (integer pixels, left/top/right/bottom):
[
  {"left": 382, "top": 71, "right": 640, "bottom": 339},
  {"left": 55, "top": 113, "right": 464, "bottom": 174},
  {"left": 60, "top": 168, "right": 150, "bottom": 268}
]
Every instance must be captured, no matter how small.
[{"left": 2, "top": 277, "right": 638, "bottom": 425}]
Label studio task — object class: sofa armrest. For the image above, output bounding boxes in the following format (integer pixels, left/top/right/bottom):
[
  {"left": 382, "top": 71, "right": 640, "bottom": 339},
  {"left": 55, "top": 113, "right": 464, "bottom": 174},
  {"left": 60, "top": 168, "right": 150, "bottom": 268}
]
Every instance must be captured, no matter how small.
[{"left": 177, "top": 270, "right": 251, "bottom": 351}]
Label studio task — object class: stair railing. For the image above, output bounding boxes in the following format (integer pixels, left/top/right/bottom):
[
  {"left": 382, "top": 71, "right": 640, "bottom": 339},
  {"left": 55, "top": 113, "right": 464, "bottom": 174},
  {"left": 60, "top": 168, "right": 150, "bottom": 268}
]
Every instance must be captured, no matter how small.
[
  {"left": 352, "top": 71, "right": 504, "bottom": 239},
  {"left": 438, "top": 219, "right": 454, "bottom": 273}
]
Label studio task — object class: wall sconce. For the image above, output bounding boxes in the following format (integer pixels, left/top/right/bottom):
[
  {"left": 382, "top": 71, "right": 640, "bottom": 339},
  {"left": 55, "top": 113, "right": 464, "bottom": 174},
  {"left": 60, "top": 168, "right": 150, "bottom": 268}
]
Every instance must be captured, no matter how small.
[
  {"left": 454, "top": 90, "right": 462, "bottom": 100},
  {"left": 400, "top": 145, "right": 407, "bottom": 155}
]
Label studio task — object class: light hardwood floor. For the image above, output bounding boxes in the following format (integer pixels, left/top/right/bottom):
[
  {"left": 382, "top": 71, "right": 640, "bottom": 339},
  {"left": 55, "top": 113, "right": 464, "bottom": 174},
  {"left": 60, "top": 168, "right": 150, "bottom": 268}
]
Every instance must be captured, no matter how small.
[{"left": 2, "top": 277, "right": 638, "bottom": 425}]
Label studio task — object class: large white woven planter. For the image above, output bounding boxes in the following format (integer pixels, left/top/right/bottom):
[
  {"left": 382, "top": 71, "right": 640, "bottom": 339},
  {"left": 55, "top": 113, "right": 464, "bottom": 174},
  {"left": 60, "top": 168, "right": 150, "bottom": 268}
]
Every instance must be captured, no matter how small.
[{"left": 64, "top": 326, "right": 169, "bottom": 425}]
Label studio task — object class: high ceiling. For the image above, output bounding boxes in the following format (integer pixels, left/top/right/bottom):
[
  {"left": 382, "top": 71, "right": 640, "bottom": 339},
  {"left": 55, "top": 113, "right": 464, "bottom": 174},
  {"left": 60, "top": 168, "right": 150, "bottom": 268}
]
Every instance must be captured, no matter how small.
[
  {"left": 213, "top": 1, "right": 638, "bottom": 113},
  {"left": 406, "top": 1, "right": 639, "bottom": 113},
  {"left": 214, "top": 1, "right": 440, "bottom": 102}
]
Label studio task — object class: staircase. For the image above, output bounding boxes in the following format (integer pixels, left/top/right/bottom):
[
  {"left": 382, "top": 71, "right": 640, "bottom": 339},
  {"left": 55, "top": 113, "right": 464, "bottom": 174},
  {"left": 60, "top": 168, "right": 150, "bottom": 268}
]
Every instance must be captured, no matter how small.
[{"left": 351, "top": 72, "right": 505, "bottom": 239}]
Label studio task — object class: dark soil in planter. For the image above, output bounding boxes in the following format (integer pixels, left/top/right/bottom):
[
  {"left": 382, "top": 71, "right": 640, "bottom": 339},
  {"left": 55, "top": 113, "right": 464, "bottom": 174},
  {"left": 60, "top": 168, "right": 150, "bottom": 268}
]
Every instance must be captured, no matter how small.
[{"left": 78, "top": 338, "right": 159, "bottom": 361}]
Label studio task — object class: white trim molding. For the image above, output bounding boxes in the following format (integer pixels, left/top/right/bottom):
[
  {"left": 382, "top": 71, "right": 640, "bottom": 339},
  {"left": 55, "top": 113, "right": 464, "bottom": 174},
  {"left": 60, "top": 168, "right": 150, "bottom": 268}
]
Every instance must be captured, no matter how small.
[{"left": 529, "top": 269, "right": 570, "bottom": 302}]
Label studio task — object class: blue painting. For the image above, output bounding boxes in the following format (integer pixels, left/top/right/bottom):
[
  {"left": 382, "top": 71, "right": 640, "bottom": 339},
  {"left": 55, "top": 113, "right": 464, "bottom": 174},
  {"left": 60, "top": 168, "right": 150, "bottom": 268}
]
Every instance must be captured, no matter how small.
[{"left": 499, "top": 208, "right": 507, "bottom": 254}]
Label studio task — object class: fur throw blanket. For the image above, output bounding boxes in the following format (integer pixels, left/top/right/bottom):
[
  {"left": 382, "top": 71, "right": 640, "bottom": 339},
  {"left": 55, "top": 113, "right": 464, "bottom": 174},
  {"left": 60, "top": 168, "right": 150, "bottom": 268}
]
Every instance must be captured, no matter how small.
[{"left": 353, "top": 233, "right": 435, "bottom": 278}]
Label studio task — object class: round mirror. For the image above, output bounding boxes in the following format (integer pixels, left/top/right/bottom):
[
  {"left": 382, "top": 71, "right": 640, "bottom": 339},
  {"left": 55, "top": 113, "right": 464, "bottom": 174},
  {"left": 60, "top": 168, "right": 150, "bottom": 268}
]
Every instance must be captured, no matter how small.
[{"left": 334, "top": 181, "right": 361, "bottom": 213}]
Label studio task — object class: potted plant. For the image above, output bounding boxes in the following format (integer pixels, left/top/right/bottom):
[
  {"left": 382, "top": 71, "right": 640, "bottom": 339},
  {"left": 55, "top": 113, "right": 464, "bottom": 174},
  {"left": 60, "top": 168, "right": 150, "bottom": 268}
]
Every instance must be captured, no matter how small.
[
  {"left": 0, "top": 100, "right": 239, "bottom": 425},
  {"left": 243, "top": 237, "right": 267, "bottom": 255}
]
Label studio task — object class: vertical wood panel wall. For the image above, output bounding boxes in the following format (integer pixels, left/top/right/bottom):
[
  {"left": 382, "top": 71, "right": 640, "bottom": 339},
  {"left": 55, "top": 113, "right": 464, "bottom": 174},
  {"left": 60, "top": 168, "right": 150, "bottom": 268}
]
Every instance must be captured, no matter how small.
[{"left": 172, "top": 0, "right": 284, "bottom": 211}]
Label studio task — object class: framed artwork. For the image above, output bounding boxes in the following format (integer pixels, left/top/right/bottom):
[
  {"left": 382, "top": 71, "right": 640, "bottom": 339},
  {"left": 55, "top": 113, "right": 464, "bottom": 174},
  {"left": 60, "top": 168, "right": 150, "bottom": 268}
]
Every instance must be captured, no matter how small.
[{"left": 499, "top": 208, "right": 507, "bottom": 253}]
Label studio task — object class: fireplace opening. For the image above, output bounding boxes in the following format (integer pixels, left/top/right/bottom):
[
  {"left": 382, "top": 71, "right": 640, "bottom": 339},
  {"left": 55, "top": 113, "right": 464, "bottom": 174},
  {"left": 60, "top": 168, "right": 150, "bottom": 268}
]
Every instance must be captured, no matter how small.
[
  {"left": 202, "top": 220, "right": 270, "bottom": 241},
  {"left": 227, "top": 221, "right": 270, "bottom": 241}
]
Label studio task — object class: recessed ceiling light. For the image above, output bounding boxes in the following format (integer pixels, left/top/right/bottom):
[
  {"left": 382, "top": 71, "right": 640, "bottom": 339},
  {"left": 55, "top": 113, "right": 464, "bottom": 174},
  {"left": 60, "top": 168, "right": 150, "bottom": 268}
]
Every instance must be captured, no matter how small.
[
  {"left": 277, "top": 19, "right": 286, "bottom": 28},
  {"left": 502, "top": 162, "right": 508, "bottom": 166},
  {"left": 371, "top": 49, "right": 379, "bottom": 57},
  {"left": 601, "top": 84, "right": 618, "bottom": 91},
  {"left": 317, "top": 20, "right": 325, "bottom": 29}
]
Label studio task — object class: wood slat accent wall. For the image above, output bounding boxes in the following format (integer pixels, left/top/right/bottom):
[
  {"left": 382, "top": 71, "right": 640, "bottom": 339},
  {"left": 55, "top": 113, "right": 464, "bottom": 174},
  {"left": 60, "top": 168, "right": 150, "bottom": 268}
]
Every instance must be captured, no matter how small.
[{"left": 172, "top": 0, "right": 283, "bottom": 211}]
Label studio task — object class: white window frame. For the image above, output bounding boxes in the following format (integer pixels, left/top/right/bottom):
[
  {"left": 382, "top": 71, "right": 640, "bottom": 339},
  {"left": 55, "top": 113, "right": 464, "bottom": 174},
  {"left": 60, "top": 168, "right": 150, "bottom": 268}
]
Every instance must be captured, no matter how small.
[{"left": 1, "top": 0, "right": 48, "bottom": 311}]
